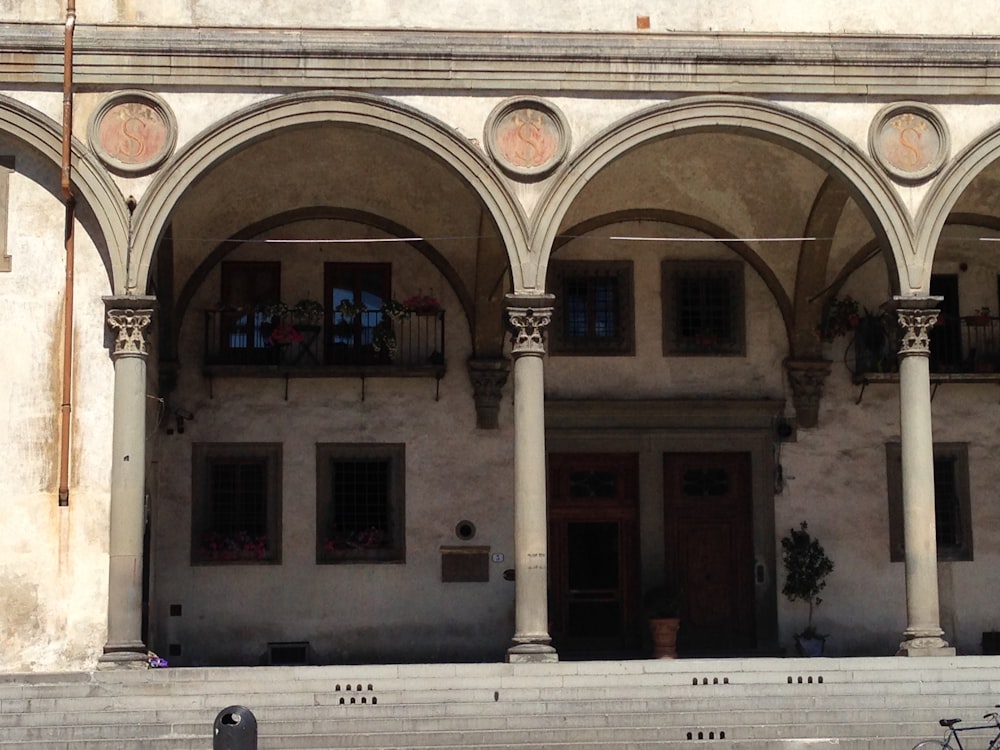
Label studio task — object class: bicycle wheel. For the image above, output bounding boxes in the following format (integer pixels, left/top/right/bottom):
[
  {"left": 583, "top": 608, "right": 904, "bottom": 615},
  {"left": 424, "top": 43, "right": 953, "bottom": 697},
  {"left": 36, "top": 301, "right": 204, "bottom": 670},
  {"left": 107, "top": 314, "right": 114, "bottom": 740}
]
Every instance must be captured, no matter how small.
[{"left": 912, "top": 741, "right": 949, "bottom": 750}]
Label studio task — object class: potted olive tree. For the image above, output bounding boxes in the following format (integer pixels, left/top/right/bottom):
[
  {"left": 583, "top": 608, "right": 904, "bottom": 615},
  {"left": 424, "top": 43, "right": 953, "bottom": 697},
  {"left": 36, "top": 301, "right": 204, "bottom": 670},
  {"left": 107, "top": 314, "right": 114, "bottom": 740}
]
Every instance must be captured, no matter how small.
[{"left": 781, "top": 521, "right": 834, "bottom": 657}]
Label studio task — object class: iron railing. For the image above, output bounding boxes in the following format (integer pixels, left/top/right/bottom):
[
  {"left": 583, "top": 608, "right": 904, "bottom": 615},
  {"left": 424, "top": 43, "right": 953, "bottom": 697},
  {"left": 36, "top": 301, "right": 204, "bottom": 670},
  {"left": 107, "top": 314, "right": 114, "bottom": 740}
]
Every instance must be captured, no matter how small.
[
  {"left": 850, "top": 313, "right": 1000, "bottom": 378},
  {"left": 204, "top": 309, "right": 446, "bottom": 374}
]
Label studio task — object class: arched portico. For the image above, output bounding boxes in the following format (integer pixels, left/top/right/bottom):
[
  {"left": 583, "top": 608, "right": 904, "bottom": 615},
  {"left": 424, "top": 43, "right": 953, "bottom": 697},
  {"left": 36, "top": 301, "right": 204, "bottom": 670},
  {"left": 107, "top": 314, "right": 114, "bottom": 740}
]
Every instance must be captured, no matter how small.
[
  {"left": 524, "top": 95, "right": 952, "bottom": 657},
  {"left": 111, "top": 91, "right": 554, "bottom": 666}
]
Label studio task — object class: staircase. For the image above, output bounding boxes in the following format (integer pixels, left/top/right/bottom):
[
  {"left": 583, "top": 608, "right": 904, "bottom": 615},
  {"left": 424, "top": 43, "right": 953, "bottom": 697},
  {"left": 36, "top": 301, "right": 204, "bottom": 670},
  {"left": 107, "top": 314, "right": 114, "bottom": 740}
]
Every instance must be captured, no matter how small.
[{"left": 2, "top": 657, "right": 999, "bottom": 749}]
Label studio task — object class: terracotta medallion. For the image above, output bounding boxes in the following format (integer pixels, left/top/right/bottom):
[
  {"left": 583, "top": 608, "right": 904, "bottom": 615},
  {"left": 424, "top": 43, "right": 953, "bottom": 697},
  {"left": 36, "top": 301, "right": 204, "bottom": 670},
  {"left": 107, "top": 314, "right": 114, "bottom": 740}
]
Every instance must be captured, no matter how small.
[
  {"left": 485, "top": 97, "right": 569, "bottom": 179},
  {"left": 89, "top": 91, "right": 177, "bottom": 175},
  {"left": 870, "top": 102, "right": 949, "bottom": 183}
]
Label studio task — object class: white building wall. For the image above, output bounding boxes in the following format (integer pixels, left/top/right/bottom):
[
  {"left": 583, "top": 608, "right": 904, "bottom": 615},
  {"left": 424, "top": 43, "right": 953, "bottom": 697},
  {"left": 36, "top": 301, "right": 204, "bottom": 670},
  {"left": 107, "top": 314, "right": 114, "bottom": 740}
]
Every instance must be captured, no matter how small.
[
  {"left": 11, "top": 1, "right": 1000, "bottom": 35},
  {"left": 0, "top": 156, "right": 115, "bottom": 671}
]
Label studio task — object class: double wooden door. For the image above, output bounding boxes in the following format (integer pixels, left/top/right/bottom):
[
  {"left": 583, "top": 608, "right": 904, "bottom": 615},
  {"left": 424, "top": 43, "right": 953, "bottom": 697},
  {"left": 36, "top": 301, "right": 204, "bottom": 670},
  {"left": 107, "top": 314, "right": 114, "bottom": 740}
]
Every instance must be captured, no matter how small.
[{"left": 548, "top": 451, "right": 756, "bottom": 657}]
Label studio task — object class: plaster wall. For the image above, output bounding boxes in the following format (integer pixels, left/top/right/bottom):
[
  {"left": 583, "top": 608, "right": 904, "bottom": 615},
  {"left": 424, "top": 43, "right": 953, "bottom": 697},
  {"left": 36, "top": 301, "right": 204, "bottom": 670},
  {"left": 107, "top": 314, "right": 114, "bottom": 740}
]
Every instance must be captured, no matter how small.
[
  {"left": 10, "top": 1, "right": 1000, "bottom": 35},
  {"left": 0, "top": 148, "right": 114, "bottom": 671},
  {"left": 544, "top": 223, "right": 787, "bottom": 400}
]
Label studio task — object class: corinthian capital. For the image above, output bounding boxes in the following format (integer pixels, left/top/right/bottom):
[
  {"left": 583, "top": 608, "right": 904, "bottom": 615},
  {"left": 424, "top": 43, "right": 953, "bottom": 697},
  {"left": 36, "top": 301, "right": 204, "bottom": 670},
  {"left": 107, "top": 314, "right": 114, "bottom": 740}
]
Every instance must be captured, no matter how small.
[
  {"left": 893, "top": 297, "right": 941, "bottom": 357},
  {"left": 506, "top": 294, "right": 555, "bottom": 356},
  {"left": 107, "top": 308, "right": 154, "bottom": 357}
]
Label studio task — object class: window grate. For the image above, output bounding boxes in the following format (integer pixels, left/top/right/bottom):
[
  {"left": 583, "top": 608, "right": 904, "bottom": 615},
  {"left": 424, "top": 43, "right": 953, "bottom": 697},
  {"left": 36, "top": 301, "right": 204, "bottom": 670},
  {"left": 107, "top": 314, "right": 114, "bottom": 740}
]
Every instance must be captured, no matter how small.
[
  {"left": 317, "top": 444, "right": 404, "bottom": 563},
  {"left": 210, "top": 459, "right": 267, "bottom": 536},
  {"left": 192, "top": 443, "right": 280, "bottom": 565},
  {"left": 549, "top": 260, "right": 634, "bottom": 355},
  {"left": 330, "top": 458, "right": 391, "bottom": 546},
  {"left": 662, "top": 261, "right": 745, "bottom": 355},
  {"left": 933, "top": 457, "right": 962, "bottom": 550},
  {"left": 565, "top": 277, "right": 618, "bottom": 339}
]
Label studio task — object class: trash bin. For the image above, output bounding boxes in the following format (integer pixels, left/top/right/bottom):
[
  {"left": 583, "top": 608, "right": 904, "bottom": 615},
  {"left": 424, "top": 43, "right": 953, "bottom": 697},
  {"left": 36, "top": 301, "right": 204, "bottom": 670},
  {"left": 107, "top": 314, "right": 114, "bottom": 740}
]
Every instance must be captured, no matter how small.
[{"left": 214, "top": 705, "right": 257, "bottom": 750}]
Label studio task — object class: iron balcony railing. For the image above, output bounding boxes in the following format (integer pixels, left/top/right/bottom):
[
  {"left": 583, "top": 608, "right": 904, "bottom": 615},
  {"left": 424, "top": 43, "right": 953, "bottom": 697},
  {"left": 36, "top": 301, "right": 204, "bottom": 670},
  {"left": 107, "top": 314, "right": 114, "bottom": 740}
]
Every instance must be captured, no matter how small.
[
  {"left": 850, "top": 313, "right": 1000, "bottom": 379},
  {"left": 203, "top": 309, "right": 446, "bottom": 375}
]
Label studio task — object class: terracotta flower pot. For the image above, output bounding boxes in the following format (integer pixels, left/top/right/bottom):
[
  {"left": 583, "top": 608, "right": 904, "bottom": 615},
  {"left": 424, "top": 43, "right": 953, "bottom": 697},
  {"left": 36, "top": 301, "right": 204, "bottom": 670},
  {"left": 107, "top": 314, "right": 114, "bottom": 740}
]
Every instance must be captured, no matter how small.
[{"left": 649, "top": 617, "right": 681, "bottom": 658}]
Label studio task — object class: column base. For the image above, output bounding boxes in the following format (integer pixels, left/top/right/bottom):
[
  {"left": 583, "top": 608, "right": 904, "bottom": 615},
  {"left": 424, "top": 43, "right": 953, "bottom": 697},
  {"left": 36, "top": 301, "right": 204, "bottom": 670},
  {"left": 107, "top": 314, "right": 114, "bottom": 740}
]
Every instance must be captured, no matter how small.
[
  {"left": 98, "top": 642, "right": 149, "bottom": 669},
  {"left": 506, "top": 643, "right": 559, "bottom": 663},
  {"left": 896, "top": 633, "right": 956, "bottom": 657},
  {"left": 506, "top": 636, "right": 558, "bottom": 663}
]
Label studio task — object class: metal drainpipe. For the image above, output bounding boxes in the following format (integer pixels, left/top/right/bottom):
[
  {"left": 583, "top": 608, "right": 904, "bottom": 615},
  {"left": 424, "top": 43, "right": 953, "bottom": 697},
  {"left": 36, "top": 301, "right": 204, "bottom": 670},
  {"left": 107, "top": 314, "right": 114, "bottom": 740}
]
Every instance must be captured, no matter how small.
[{"left": 58, "top": 0, "right": 76, "bottom": 507}]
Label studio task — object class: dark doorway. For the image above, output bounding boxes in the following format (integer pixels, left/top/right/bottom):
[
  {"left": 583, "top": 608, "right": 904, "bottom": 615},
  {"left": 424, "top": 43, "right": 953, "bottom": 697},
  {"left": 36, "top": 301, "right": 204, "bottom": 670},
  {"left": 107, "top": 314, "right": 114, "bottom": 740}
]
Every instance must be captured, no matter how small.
[
  {"left": 548, "top": 453, "right": 640, "bottom": 657},
  {"left": 663, "top": 452, "right": 755, "bottom": 655}
]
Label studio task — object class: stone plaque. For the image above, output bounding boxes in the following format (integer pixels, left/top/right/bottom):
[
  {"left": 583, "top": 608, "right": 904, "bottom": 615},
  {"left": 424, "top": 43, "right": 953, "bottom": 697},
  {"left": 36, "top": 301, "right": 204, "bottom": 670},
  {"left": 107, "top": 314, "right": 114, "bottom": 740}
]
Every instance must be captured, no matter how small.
[
  {"left": 485, "top": 97, "right": 569, "bottom": 179},
  {"left": 440, "top": 545, "right": 490, "bottom": 583},
  {"left": 870, "top": 102, "right": 948, "bottom": 183},
  {"left": 89, "top": 91, "right": 177, "bottom": 175}
]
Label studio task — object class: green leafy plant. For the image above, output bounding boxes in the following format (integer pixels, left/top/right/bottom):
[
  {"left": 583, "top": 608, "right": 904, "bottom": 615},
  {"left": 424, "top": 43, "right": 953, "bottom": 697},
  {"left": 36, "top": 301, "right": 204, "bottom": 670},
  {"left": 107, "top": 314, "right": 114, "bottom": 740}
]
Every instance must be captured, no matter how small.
[
  {"left": 781, "top": 521, "right": 834, "bottom": 640},
  {"left": 817, "top": 295, "right": 860, "bottom": 342},
  {"left": 335, "top": 298, "right": 366, "bottom": 320},
  {"left": 290, "top": 299, "right": 323, "bottom": 325},
  {"left": 381, "top": 299, "right": 412, "bottom": 320},
  {"left": 256, "top": 300, "right": 289, "bottom": 321}
]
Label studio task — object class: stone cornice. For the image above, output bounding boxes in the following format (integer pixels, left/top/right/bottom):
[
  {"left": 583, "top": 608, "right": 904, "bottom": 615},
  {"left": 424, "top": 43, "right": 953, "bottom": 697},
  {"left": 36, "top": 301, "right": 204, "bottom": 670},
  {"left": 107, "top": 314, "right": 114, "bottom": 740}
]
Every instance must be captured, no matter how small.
[{"left": 2, "top": 24, "right": 1000, "bottom": 95}]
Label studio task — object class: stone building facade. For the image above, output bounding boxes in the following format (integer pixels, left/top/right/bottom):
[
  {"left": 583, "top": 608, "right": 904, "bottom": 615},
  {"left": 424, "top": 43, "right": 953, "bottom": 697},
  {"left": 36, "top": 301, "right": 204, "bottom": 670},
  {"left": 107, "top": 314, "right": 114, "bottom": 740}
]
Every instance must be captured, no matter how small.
[{"left": 2, "top": 2, "right": 1000, "bottom": 670}]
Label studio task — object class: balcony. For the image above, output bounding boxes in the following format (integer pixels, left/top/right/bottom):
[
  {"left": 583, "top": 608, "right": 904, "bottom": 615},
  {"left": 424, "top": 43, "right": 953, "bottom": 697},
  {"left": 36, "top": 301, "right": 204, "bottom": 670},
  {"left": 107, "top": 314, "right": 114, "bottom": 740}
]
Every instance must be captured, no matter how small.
[
  {"left": 851, "top": 312, "right": 1000, "bottom": 384},
  {"left": 203, "top": 308, "right": 446, "bottom": 381}
]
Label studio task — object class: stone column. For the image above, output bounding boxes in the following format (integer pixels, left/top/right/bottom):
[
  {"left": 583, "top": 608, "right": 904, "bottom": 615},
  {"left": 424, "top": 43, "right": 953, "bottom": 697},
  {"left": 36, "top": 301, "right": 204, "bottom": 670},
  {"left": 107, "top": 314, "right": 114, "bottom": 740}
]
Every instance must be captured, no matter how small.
[
  {"left": 505, "top": 295, "right": 557, "bottom": 663},
  {"left": 100, "top": 300, "right": 155, "bottom": 667},
  {"left": 894, "top": 298, "right": 955, "bottom": 657}
]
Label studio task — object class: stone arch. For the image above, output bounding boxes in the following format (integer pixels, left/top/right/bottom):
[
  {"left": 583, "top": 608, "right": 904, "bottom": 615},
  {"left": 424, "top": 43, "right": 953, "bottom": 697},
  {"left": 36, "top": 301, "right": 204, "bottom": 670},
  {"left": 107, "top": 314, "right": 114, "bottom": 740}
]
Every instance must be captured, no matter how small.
[
  {"left": 529, "top": 95, "right": 914, "bottom": 294},
  {"left": 0, "top": 94, "right": 130, "bottom": 290},
  {"left": 129, "top": 91, "right": 529, "bottom": 296},
  {"left": 915, "top": 124, "right": 1000, "bottom": 293}
]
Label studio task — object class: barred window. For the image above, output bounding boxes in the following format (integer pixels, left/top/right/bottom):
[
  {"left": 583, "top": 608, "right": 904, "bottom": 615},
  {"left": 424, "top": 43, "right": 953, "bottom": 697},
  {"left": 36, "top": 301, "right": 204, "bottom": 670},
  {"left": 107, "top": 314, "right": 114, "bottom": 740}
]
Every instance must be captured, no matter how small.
[
  {"left": 317, "top": 444, "right": 405, "bottom": 563},
  {"left": 191, "top": 443, "right": 282, "bottom": 564},
  {"left": 549, "top": 260, "right": 634, "bottom": 355},
  {"left": 662, "top": 261, "right": 745, "bottom": 356}
]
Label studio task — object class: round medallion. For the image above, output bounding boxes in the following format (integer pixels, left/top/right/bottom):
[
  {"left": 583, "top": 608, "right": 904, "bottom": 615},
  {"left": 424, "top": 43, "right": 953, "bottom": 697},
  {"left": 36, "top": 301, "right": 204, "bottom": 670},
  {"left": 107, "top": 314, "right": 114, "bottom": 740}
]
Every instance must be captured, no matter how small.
[
  {"left": 485, "top": 97, "right": 569, "bottom": 180},
  {"left": 869, "top": 102, "right": 949, "bottom": 183},
  {"left": 89, "top": 91, "right": 177, "bottom": 175}
]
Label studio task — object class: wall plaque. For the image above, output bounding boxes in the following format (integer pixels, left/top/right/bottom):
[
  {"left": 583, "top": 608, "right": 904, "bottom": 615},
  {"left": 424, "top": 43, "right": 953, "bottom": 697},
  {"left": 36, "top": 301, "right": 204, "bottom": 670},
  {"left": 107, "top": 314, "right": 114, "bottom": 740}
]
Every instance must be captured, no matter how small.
[
  {"left": 869, "top": 102, "right": 948, "bottom": 183},
  {"left": 440, "top": 545, "right": 490, "bottom": 583},
  {"left": 485, "top": 97, "right": 569, "bottom": 180},
  {"left": 89, "top": 90, "right": 177, "bottom": 175}
]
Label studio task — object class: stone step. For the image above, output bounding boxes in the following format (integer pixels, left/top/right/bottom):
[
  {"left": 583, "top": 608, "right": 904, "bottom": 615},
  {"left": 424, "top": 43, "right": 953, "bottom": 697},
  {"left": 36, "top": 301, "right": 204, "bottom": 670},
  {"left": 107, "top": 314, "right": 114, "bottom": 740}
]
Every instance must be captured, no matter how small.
[
  {"left": 0, "top": 691, "right": 992, "bottom": 732},
  {"left": 6, "top": 657, "right": 1000, "bottom": 696},
  {"left": 0, "top": 739, "right": 886, "bottom": 750},
  {"left": 1, "top": 658, "right": 998, "bottom": 750},
  {"left": 1, "top": 684, "right": 993, "bottom": 721},
  {"left": 0, "top": 708, "right": 984, "bottom": 748},
  {"left": 0, "top": 724, "right": 946, "bottom": 750},
  {"left": 0, "top": 709, "right": 966, "bottom": 737}
]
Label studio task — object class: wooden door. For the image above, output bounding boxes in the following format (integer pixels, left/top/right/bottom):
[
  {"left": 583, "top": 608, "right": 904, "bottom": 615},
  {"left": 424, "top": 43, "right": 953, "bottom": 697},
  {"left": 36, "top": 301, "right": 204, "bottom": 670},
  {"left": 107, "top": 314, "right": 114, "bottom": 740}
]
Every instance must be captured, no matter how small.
[
  {"left": 663, "top": 452, "right": 755, "bottom": 654},
  {"left": 548, "top": 453, "right": 640, "bottom": 656}
]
